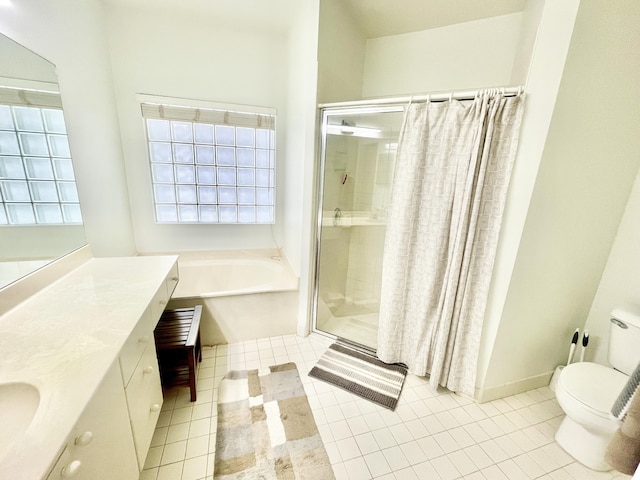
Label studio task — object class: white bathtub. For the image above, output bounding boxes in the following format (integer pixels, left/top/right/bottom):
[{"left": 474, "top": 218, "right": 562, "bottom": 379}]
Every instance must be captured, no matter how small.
[{"left": 165, "top": 251, "right": 299, "bottom": 345}]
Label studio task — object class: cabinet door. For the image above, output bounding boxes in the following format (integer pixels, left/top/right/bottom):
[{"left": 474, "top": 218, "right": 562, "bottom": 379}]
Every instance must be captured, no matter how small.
[
  {"left": 47, "top": 361, "right": 138, "bottom": 480},
  {"left": 125, "top": 340, "right": 164, "bottom": 469}
]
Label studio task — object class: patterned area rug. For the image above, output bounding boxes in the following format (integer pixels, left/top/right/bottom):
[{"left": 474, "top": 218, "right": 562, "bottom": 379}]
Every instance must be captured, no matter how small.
[
  {"left": 309, "top": 343, "right": 408, "bottom": 410},
  {"left": 214, "top": 362, "right": 335, "bottom": 479}
]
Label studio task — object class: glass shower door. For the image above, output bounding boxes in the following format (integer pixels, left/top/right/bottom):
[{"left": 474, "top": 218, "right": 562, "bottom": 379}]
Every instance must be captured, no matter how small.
[{"left": 313, "top": 106, "right": 404, "bottom": 350}]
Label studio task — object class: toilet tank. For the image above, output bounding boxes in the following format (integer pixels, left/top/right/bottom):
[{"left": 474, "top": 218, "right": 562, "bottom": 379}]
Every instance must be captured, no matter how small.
[{"left": 608, "top": 309, "right": 640, "bottom": 375}]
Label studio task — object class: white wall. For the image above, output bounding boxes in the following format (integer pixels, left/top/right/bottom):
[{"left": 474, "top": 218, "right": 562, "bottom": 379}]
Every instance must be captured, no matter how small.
[
  {"left": 584, "top": 171, "right": 640, "bottom": 364},
  {"left": 0, "top": 33, "right": 57, "bottom": 83},
  {"left": 317, "top": 0, "right": 366, "bottom": 103},
  {"left": 479, "top": 0, "right": 640, "bottom": 399},
  {"left": 284, "top": 0, "right": 320, "bottom": 334},
  {"left": 362, "top": 13, "right": 522, "bottom": 98},
  {"left": 104, "top": 3, "right": 291, "bottom": 255},
  {"left": 0, "top": 0, "right": 136, "bottom": 257}
]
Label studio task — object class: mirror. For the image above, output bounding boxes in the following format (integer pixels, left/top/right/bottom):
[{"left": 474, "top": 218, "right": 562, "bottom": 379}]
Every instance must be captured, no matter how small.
[{"left": 0, "top": 33, "right": 86, "bottom": 288}]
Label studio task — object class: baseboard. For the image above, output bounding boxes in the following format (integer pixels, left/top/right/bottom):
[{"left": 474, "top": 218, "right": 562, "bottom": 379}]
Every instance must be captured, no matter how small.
[{"left": 476, "top": 371, "right": 554, "bottom": 403}]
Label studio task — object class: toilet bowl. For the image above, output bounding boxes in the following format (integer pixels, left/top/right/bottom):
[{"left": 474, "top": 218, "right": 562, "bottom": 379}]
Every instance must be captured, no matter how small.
[
  {"left": 555, "top": 362, "right": 628, "bottom": 470},
  {"left": 554, "top": 309, "right": 640, "bottom": 470}
]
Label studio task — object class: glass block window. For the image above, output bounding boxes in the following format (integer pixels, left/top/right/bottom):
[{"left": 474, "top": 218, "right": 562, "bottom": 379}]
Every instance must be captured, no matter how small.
[
  {"left": 141, "top": 100, "right": 276, "bottom": 224},
  {"left": 0, "top": 87, "right": 82, "bottom": 225}
]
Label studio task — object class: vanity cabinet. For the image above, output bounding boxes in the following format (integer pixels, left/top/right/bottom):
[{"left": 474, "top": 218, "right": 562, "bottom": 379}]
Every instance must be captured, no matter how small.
[
  {"left": 46, "top": 361, "right": 138, "bottom": 480},
  {"left": 0, "top": 254, "right": 180, "bottom": 479},
  {"left": 119, "top": 262, "right": 179, "bottom": 469}
]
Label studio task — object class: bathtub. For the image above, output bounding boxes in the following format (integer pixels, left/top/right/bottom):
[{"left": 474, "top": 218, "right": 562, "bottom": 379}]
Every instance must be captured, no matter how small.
[{"left": 165, "top": 250, "right": 299, "bottom": 345}]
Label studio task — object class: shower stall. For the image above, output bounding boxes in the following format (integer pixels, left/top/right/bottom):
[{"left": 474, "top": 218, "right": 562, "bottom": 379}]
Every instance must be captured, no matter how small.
[{"left": 312, "top": 105, "right": 404, "bottom": 350}]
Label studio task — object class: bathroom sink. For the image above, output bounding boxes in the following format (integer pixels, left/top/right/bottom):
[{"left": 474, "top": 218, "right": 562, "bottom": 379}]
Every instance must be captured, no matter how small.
[{"left": 0, "top": 382, "right": 40, "bottom": 460}]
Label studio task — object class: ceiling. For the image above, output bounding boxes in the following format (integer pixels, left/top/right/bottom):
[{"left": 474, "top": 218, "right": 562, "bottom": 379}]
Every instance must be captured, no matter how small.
[
  {"left": 342, "top": 0, "right": 527, "bottom": 38},
  {"left": 100, "top": 0, "right": 526, "bottom": 38}
]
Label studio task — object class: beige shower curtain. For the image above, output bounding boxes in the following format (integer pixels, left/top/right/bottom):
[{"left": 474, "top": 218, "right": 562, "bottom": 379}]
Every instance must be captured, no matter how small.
[{"left": 377, "top": 90, "right": 525, "bottom": 397}]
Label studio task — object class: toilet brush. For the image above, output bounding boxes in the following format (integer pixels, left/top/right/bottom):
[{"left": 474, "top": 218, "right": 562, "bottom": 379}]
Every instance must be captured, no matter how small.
[
  {"left": 567, "top": 328, "right": 580, "bottom": 365},
  {"left": 579, "top": 330, "right": 589, "bottom": 362}
]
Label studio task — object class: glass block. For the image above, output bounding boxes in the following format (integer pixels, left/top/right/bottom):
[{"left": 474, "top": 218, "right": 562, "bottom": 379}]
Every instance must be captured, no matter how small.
[
  {"left": 1, "top": 180, "right": 31, "bottom": 201},
  {"left": 13, "top": 107, "right": 44, "bottom": 132},
  {"left": 196, "top": 166, "right": 215, "bottom": 184},
  {"left": 215, "top": 125, "right": 234, "bottom": 146},
  {"left": 151, "top": 164, "right": 174, "bottom": 183},
  {"left": 270, "top": 130, "right": 275, "bottom": 147},
  {"left": 257, "top": 206, "right": 274, "bottom": 224},
  {"left": 270, "top": 170, "right": 275, "bottom": 187},
  {"left": 18, "top": 133, "right": 49, "bottom": 156},
  {"left": 237, "top": 168, "right": 255, "bottom": 186},
  {"left": 216, "top": 147, "right": 235, "bottom": 166},
  {"left": 195, "top": 145, "right": 214, "bottom": 164},
  {"left": 53, "top": 159, "right": 75, "bottom": 180},
  {"left": 147, "top": 119, "right": 171, "bottom": 141},
  {"left": 256, "top": 187, "right": 272, "bottom": 205},
  {"left": 29, "top": 181, "right": 58, "bottom": 202},
  {"left": 238, "top": 206, "right": 255, "bottom": 223},
  {"left": 35, "top": 204, "right": 63, "bottom": 224},
  {"left": 0, "top": 205, "right": 6, "bottom": 224},
  {"left": 256, "top": 169, "right": 269, "bottom": 187},
  {"left": 256, "top": 128, "right": 270, "bottom": 148},
  {"left": 256, "top": 149, "right": 269, "bottom": 168},
  {"left": 149, "top": 142, "right": 172, "bottom": 163},
  {"left": 175, "top": 165, "right": 195, "bottom": 183},
  {"left": 48, "top": 135, "right": 71, "bottom": 157},
  {"left": 171, "top": 121, "right": 193, "bottom": 143},
  {"left": 62, "top": 204, "right": 83, "bottom": 223},
  {"left": 197, "top": 186, "right": 217, "bottom": 204},
  {"left": 7, "top": 203, "right": 35, "bottom": 224},
  {"left": 25, "top": 157, "right": 54, "bottom": 179},
  {"left": 237, "top": 187, "right": 255, "bottom": 204},
  {"left": 218, "top": 186, "right": 236, "bottom": 204},
  {"left": 236, "top": 127, "right": 255, "bottom": 147},
  {"left": 177, "top": 184, "right": 197, "bottom": 204},
  {"left": 0, "top": 132, "right": 20, "bottom": 155},
  {"left": 173, "top": 143, "right": 194, "bottom": 164},
  {"left": 178, "top": 204, "right": 198, "bottom": 222},
  {"left": 269, "top": 151, "right": 275, "bottom": 168},
  {"left": 237, "top": 148, "right": 255, "bottom": 167},
  {"left": 194, "top": 123, "right": 214, "bottom": 144},
  {"left": 217, "top": 167, "right": 236, "bottom": 185},
  {"left": 58, "top": 182, "right": 79, "bottom": 202},
  {"left": 43, "top": 109, "right": 67, "bottom": 134},
  {"left": 0, "top": 156, "right": 25, "bottom": 179},
  {"left": 199, "top": 205, "right": 217, "bottom": 222},
  {"left": 0, "top": 105, "right": 13, "bottom": 129},
  {"left": 154, "top": 184, "right": 176, "bottom": 203},
  {"left": 156, "top": 204, "right": 177, "bottom": 222},
  {"left": 219, "top": 205, "right": 237, "bottom": 223}
]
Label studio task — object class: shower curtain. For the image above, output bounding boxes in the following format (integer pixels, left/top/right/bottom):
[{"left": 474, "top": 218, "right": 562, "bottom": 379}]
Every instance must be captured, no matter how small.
[{"left": 377, "top": 90, "right": 525, "bottom": 397}]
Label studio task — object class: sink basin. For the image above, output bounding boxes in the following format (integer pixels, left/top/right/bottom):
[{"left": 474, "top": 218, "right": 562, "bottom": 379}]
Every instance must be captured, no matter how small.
[{"left": 0, "top": 382, "right": 40, "bottom": 459}]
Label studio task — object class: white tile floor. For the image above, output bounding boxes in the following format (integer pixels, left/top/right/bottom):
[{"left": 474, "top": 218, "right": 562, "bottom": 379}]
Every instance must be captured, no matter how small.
[{"left": 140, "top": 334, "right": 633, "bottom": 480}]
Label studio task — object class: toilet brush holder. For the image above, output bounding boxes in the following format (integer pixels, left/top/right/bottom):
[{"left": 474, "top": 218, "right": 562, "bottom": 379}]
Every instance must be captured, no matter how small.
[{"left": 549, "top": 365, "right": 564, "bottom": 392}]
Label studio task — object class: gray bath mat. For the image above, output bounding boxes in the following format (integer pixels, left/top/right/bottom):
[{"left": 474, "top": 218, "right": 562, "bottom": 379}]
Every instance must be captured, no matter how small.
[{"left": 309, "top": 343, "right": 407, "bottom": 410}]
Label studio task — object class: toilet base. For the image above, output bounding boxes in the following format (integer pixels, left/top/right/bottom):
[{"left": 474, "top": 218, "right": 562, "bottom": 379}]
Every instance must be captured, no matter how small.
[{"left": 555, "top": 415, "right": 613, "bottom": 471}]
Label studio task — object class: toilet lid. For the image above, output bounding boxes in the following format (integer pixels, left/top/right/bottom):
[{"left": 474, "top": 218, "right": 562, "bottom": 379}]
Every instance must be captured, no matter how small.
[{"left": 559, "top": 362, "right": 628, "bottom": 414}]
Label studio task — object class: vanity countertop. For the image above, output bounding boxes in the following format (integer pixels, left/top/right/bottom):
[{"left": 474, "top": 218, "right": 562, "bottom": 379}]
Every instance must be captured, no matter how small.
[{"left": 0, "top": 255, "right": 178, "bottom": 480}]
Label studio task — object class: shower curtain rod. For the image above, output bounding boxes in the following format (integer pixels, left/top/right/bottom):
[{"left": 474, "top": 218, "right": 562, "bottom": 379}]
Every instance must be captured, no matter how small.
[{"left": 318, "top": 86, "right": 523, "bottom": 109}]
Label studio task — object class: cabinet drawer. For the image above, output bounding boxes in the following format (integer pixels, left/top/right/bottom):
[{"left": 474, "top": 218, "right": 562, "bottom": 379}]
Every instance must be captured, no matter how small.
[
  {"left": 149, "top": 284, "right": 169, "bottom": 328},
  {"left": 119, "top": 308, "right": 152, "bottom": 386},
  {"left": 46, "top": 362, "right": 138, "bottom": 480},
  {"left": 125, "top": 340, "right": 163, "bottom": 469},
  {"left": 166, "top": 262, "right": 179, "bottom": 298}
]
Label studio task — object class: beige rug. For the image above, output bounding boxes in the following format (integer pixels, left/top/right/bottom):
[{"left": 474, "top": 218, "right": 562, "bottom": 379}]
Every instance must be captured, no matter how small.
[{"left": 214, "top": 362, "right": 335, "bottom": 479}]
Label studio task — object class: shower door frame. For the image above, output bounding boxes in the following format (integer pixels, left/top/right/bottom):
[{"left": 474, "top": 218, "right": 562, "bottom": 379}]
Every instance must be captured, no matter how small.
[{"left": 311, "top": 104, "right": 405, "bottom": 352}]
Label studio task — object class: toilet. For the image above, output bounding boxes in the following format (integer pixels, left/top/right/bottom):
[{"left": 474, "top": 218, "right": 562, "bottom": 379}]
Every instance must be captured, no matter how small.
[{"left": 555, "top": 309, "right": 640, "bottom": 471}]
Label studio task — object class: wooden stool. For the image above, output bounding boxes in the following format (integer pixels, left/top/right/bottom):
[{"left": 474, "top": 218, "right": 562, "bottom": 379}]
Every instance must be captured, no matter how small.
[{"left": 154, "top": 305, "right": 202, "bottom": 401}]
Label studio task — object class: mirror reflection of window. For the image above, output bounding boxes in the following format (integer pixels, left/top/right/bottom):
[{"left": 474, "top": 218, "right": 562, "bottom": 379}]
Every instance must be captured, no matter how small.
[{"left": 0, "top": 89, "right": 82, "bottom": 225}]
